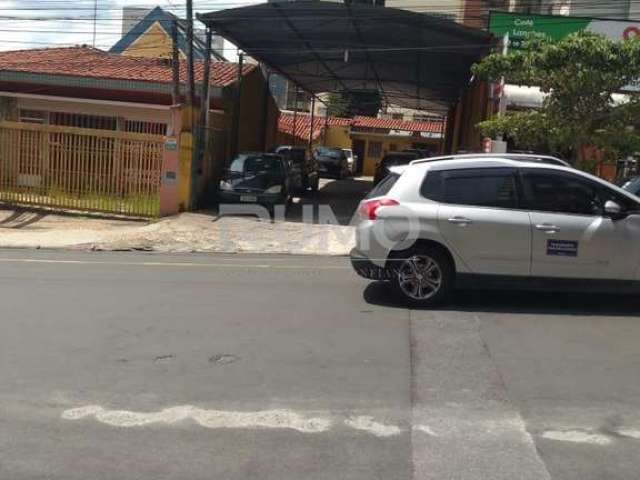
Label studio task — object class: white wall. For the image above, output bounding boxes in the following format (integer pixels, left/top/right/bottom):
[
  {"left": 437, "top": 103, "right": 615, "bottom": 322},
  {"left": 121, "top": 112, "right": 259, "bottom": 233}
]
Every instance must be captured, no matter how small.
[
  {"left": 384, "top": 0, "right": 462, "bottom": 22},
  {"left": 568, "top": 0, "right": 630, "bottom": 19}
]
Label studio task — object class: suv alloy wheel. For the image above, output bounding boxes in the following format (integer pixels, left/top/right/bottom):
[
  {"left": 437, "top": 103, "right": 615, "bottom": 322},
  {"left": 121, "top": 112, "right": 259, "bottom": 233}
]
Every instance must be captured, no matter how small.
[{"left": 391, "top": 247, "right": 453, "bottom": 307}]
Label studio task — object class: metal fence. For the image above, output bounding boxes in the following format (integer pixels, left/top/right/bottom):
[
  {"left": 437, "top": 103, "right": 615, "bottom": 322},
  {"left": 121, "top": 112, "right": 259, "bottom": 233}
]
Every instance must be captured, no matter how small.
[{"left": 0, "top": 121, "right": 165, "bottom": 217}]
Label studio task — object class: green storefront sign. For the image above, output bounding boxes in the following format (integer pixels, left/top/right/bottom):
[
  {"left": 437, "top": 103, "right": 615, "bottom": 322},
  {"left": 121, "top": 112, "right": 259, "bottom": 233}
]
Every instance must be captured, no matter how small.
[{"left": 489, "top": 11, "right": 640, "bottom": 49}]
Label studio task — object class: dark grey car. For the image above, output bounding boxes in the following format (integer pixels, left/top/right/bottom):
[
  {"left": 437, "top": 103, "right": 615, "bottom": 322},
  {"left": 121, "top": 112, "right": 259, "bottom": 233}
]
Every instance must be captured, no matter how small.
[
  {"left": 314, "top": 147, "right": 350, "bottom": 179},
  {"left": 218, "top": 153, "right": 291, "bottom": 209}
]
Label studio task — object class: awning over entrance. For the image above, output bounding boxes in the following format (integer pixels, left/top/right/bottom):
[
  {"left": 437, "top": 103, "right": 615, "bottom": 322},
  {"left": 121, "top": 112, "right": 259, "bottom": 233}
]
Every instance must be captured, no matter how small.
[{"left": 198, "top": 1, "right": 493, "bottom": 112}]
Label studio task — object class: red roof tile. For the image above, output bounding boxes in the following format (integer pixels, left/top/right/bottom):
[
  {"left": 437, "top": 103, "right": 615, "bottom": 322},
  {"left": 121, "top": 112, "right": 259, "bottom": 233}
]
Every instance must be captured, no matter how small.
[
  {"left": 278, "top": 112, "right": 443, "bottom": 142},
  {"left": 278, "top": 113, "right": 351, "bottom": 142},
  {"left": 352, "top": 116, "right": 443, "bottom": 133},
  {"left": 0, "top": 46, "right": 255, "bottom": 88}
]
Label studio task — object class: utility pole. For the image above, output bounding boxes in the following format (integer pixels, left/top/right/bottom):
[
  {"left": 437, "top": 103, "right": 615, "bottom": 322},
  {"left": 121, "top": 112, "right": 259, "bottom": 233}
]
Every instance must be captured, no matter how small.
[
  {"left": 308, "top": 96, "right": 315, "bottom": 154},
  {"left": 230, "top": 52, "right": 244, "bottom": 161},
  {"left": 199, "top": 28, "right": 213, "bottom": 133},
  {"left": 195, "top": 27, "right": 213, "bottom": 187},
  {"left": 186, "top": 0, "right": 195, "bottom": 109},
  {"left": 92, "top": 0, "right": 98, "bottom": 48},
  {"left": 292, "top": 86, "right": 299, "bottom": 146},
  {"left": 171, "top": 20, "right": 180, "bottom": 105}
]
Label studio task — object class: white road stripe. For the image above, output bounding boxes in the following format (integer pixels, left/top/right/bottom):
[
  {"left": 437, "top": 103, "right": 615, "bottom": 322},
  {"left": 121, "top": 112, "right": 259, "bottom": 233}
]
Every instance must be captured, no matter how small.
[
  {"left": 615, "top": 429, "right": 640, "bottom": 440},
  {"left": 541, "top": 430, "right": 612, "bottom": 445},
  {"left": 62, "top": 405, "right": 332, "bottom": 433},
  {"left": 61, "top": 405, "right": 402, "bottom": 437},
  {"left": 344, "top": 416, "right": 402, "bottom": 437}
]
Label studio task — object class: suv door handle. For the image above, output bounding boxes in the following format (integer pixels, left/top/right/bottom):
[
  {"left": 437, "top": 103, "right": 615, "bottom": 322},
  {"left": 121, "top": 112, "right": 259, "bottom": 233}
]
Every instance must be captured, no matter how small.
[
  {"left": 448, "top": 216, "right": 472, "bottom": 225},
  {"left": 535, "top": 223, "right": 559, "bottom": 233}
]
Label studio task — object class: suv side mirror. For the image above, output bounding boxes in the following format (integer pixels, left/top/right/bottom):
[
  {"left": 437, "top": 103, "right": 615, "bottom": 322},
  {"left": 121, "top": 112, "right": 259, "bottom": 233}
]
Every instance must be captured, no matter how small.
[{"left": 604, "top": 200, "right": 627, "bottom": 220}]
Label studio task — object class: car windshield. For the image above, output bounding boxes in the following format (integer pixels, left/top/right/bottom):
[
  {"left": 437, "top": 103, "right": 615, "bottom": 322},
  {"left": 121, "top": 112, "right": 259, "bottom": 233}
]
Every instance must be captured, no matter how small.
[
  {"left": 316, "top": 147, "right": 343, "bottom": 159},
  {"left": 229, "top": 155, "right": 282, "bottom": 175}
]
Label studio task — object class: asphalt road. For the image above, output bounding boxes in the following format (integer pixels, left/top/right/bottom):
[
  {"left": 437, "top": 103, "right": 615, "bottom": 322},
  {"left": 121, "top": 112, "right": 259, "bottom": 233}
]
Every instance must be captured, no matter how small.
[{"left": 0, "top": 250, "right": 639, "bottom": 480}]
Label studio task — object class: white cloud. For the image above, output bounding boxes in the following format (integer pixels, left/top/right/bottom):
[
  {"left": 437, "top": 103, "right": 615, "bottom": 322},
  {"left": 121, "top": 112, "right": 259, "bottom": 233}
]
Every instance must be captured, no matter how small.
[{"left": 0, "top": 0, "right": 257, "bottom": 53}]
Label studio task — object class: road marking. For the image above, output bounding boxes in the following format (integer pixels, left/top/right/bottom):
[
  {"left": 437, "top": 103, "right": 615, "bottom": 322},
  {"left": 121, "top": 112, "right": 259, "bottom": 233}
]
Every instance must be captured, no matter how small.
[
  {"left": 541, "top": 430, "right": 612, "bottom": 445},
  {"left": 62, "top": 405, "right": 332, "bottom": 433},
  {"left": 344, "top": 415, "right": 402, "bottom": 437},
  {"left": 414, "top": 424, "right": 438, "bottom": 436},
  {"left": 616, "top": 429, "right": 640, "bottom": 440},
  {"left": 0, "top": 257, "right": 349, "bottom": 270},
  {"left": 62, "top": 405, "right": 405, "bottom": 437}
]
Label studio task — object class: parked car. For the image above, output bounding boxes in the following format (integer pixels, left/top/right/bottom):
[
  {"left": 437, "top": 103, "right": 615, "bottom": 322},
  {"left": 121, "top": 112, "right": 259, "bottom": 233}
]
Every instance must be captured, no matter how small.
[
  {"left": 373, "top": 151, "right": 421, "bottom": 186},
  {"left": 218, "top": 153, "right": 291, "bottom": 210},
  {"left": 314, "top": 147, "right": 350, "bottom": 179},
  {"left": 351, "top": 154, "right": 640, "bottom": 307},
  {"left": 342, "top": 148, "right": 356, "bottom": 174},
  {"left": 273, "top": 145, "right": 320, "bottom": 193}
]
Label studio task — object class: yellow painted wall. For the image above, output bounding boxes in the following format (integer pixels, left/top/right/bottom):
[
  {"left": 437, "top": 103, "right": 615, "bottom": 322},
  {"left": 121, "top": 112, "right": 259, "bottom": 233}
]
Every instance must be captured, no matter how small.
[
  {"left": 177, "top": 105, "right": 196, "bottom": 211},
  {"left": 324, "top": 125, "right": 351, "bottom": 149},
  {"left": 221, "top": 68, "right": 279, "bottom": 159},
  {"left": 121, "top": 22, "right": 185, "bottom": 59}
]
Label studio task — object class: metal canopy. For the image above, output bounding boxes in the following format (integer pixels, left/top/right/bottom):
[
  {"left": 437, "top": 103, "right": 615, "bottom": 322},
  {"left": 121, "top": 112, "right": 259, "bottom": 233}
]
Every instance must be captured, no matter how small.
[{"left": 198, "top": 1, "right": 493, "bottom": 112}]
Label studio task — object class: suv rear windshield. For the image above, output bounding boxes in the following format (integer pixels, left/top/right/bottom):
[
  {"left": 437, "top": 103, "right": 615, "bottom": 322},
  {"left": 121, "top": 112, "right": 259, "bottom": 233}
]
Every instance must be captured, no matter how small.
[{"left": 316, "top": 147, "right": 344, "bottom": 159}]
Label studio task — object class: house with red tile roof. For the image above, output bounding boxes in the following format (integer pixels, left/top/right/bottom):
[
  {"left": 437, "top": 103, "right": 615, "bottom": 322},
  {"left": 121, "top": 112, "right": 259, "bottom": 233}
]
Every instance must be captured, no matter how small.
[
  {"left": 0, "top": 46, "right": 276, "bottom": 149},
  {"left": 277, "top": 112, "right": 444, "bottom": 175},
  {"left": 0, "top": 45, "right": 278, "bottom": 214}
]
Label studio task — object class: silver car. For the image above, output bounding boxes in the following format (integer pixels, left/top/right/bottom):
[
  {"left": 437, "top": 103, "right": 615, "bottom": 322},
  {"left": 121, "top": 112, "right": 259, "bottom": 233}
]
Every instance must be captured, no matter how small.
[{"left": 351, "top": 154, "right": 640, "bottom": 307}]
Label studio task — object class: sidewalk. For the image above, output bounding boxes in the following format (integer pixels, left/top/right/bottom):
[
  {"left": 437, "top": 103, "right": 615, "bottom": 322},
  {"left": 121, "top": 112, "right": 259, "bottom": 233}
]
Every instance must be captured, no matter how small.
[{"left": 0, "top": 209, "right": 355, "bottom": 256}]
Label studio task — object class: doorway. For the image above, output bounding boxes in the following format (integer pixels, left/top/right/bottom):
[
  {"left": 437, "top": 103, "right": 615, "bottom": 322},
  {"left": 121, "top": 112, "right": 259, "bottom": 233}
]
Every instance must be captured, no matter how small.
[{"left": 352, "top": 139, "right": 366, "bottom": 175}]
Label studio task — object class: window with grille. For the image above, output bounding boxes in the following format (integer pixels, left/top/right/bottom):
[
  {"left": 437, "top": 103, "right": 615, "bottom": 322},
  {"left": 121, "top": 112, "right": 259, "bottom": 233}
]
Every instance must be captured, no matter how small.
[
  {"left": 49, "top": 112, "right": 117, "bottom": 131},
  {"left": 19, "top": 109, "right": 47, "bottom": 124},
  {"left": 367, "top": 141, "right": 382, "bottom": 158},
  {"left": 124, "top": 120, "right": 167, "bottom": 135}
]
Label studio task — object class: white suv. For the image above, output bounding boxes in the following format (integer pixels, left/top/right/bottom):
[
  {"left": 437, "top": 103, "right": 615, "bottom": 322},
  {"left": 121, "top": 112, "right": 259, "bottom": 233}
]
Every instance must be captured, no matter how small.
[{"left": 350, "top": 154, "right": 640, "bottom": 306}]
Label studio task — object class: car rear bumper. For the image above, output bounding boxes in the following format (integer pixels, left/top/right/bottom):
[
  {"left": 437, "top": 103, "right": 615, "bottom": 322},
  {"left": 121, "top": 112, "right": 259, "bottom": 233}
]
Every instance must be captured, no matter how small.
[{"left": 350, "top": 248, "right": 394, "bottom": 280}]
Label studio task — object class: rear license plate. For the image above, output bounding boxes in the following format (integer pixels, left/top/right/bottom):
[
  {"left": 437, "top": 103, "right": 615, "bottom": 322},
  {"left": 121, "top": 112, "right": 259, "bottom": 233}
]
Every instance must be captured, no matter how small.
[{"left": 240, "top": 195, "right": 258, "bottom": 202}]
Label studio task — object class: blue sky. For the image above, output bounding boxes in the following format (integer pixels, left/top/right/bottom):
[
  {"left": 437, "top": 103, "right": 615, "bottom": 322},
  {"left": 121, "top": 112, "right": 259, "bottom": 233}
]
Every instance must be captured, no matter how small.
[{"left": 0, "top": 0, "right": 258, "bottom": 54}]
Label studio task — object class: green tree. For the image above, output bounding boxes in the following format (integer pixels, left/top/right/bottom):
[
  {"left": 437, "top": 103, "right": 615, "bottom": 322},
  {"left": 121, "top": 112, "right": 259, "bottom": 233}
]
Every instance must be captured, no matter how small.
[{"left": 472, "top": 32, "right": 640, "bottom": 169}]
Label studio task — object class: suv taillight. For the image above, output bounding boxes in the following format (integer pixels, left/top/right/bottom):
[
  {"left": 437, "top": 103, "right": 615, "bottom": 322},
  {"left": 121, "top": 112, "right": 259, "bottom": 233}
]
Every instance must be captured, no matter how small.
[{"left": 358, "top": 198, "right": 399, "bottom": 220}]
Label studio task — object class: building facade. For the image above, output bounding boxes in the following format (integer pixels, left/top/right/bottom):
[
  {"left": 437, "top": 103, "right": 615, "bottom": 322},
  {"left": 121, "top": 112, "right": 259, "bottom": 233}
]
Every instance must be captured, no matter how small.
[
  {"left": 512, "top": 0, "right": 637, "bottom": 19},
  {"left": 0, "top": 46, "right": 278, "bottom": 215},
  {"left": 278, "top": 113, "right": 444, "bottom": 175},
  {"left": 113, "top": 6, "right": 225, "bottom": 60}
]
